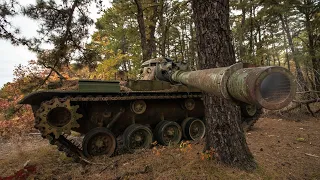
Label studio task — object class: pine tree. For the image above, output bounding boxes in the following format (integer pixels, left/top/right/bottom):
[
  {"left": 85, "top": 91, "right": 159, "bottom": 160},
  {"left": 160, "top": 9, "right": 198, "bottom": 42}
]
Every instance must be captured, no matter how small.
[{"left": 191, "top": 0, "right": 257, "bottom": 171}]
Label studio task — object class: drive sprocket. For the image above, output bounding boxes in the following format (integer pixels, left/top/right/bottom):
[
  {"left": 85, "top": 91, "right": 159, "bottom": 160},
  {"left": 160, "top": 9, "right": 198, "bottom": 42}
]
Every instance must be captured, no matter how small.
[{"left": 35, "top": 97, "right": 82, "bottom": 138}]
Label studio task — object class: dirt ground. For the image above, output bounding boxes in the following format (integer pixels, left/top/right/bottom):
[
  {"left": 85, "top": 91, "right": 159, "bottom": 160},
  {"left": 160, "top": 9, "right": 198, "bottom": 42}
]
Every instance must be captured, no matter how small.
[{"left": 0, "top": 117, "right": 319, "bottom": 180}]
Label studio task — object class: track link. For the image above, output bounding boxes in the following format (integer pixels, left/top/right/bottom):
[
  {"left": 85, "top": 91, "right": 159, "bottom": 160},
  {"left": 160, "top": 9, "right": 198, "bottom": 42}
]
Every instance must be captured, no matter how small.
[{"left": 48, "top": 134, "right": 83, "bottom": 162}]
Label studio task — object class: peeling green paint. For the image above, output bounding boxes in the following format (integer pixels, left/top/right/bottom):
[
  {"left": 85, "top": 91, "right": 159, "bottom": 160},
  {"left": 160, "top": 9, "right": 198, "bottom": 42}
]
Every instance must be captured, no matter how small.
[{"left": 170, "top": 64, "right": 296, "bottom": 110}]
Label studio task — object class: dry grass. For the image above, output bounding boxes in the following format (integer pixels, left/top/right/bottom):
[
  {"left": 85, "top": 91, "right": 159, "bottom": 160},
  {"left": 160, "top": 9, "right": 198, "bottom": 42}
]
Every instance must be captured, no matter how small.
[
  {"left": 0, "top": 118, "right": 320, "bottom": 179},
  {"left": 247, "top": 117, "right": 320, "bottom": 180}
]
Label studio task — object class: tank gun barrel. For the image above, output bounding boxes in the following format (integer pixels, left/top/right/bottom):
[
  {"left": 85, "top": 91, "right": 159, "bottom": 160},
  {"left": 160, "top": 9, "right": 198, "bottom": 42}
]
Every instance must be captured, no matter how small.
[{"left": 156, "top": 62, "right": 296, "bottom": 110}]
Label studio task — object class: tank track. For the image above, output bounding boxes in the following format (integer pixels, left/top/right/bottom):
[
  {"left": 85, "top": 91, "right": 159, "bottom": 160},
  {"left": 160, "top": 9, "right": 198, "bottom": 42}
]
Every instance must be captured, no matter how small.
[
  {"left": 48, "top": 134, "right": 83, "bottom": 162},
  {"left": 34, "top": 93, "right": 261, "bottom": 162},
  {"left": 241, "top": 108, "right": 262, "bottom": 132}
]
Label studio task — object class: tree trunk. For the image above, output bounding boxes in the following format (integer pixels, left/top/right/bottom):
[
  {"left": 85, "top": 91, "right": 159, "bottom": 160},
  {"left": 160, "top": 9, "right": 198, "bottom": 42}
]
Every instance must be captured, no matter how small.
[
  {"left": 257, "top": 20, "right": 263, "bottom": 66},
  {"left": 178, "top": 29, "right": 185, "bottom": 61},
  {"left": 159, "top": 0, "right": 167, "bottom": 56},
  {"left": 279, "top": 14, "right": 307, "bottom": 91},
  {"left": 189, "top": 19, "right": 196, "bottom": 69},
  {"left": 304, "top": 3, "right": 320, "bottom": 91},
  {"left": 133, "top": 0, "right": 158, "bottom": 61},
  {"left": 134, "top": 0, "right": 148, "bottom": 61},
  {"left": 191, "top": 0, "right": 256, "bottom": 171},
  {"left": 239, "top": 0, "right": 246, "bottom": 61},
  {"left": 282, "top": 29, "right": 291, "bottom": 71},
  {"left": 249, "top": 0, "right": 254, "bottom": 62},
  {"left": 146, "top": 0, "right": 158, "bottom": 59}
]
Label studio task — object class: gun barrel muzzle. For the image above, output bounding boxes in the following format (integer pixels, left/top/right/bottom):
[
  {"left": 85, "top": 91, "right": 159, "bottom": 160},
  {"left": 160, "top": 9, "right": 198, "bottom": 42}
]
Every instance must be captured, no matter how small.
[{"left": 227, "top": 66, "right": 296, "bottom": 110}]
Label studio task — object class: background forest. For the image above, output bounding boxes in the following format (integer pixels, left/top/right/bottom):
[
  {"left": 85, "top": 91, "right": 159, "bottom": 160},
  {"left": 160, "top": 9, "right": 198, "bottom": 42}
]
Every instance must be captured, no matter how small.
[{"left": 0, "top": 0, "right": 319, "bottom": 133}]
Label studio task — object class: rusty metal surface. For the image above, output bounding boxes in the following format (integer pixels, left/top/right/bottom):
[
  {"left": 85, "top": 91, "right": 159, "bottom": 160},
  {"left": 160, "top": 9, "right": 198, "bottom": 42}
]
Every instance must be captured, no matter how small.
[
  {"left": 28, "top": 92, "right": 204, "bottom": 137},
  {"left": 31, "top": 92, "right": 205, "bottom": 162},
  {"left": 227, "top": 66, "right": 296, "bottom": 110},
  {"left": 168, "top": 63, "right": 296, "bottom": 110},
  {"left": 126, "top": 80, "right": 201, "bottom": 92},
  {"left": 171, "top": 63, "right": 243, "bottom": 99},
  {"left": 35, "top": 98, "right": 82, "bottom": 138},
  {"left": 71, "top": 93, "right": 205, "bottom": 136},
  {"left": 69, "top": 93, "right": 202, "bottom": 101},
  {"left": 30, "top": 93, "right": 262, "bottom": 163},
  {"left": 141, "top": 57, "right": 165, "bottom": 67},
  {"left": 19, "top": 90, "right": 202, "bottom": 105}
]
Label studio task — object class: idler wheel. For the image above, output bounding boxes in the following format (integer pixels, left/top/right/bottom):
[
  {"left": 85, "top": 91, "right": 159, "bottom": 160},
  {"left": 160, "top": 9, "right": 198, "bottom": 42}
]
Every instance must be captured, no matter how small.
[
  {"left": 155, "top": 121, "right": 182, "bottom": 146},
  {"left": 181, "top": 118, "right": 205, "bottom": 140},
  {"left": 82, "top": 127, "right": 116, "bottom": 157},
  {"left": 123, "top": 124, "right": 153, "bottom": 152},
  {"left": 240, "top": 103, "right": 258, "bottom": 117}
]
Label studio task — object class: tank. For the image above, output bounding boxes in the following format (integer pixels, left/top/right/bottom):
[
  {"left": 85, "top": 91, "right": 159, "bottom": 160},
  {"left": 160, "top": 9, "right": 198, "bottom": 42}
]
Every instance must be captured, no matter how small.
[{"left": 19, "top": 57, "right": 296, "bottom": 161}]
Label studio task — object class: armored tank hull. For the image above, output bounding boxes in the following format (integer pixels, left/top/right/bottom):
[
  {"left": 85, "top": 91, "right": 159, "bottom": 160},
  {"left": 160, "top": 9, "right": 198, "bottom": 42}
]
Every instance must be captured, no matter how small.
[{"left": 20, "top": 79, "right": 261, "bottom": 161}]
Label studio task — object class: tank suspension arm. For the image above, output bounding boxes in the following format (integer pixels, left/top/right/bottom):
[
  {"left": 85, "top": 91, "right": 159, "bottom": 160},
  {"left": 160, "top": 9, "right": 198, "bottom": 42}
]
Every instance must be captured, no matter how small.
[
  {"left": 106, "top": 108, "right": 125, "bottom": 129},
  {"left": 157, "top": 62, "right": 296, "bottom": 110}
]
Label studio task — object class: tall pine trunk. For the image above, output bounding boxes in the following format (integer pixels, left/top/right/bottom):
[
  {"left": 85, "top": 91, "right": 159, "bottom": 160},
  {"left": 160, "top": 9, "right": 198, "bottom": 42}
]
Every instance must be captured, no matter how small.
[
  {"left": 134, "top": 0, "right": 158, "bottom": 62},
  {"left": 303, "top": 3, "right": 320, "bottom": 91},
  {"left": 239, "top": 0, "right": 246, "bottom": 61},
  {"left": 158, "top": 0, "right": 167, "bottom": 57},
  {"left": 134, "top": 0, "right": 148, "bottom": 61},
  {"left": 279, "top": 14, "right": 307, "bottom": 91},
  {"left": 191, "top": 0, "right": 256, "bottom": 171},
  {"left": 249, "top": 0, "right": 254, "bottom": 62},
  {"left": 282, "top": 29, "right": 291, "bottom": 71},
  {"left": 189, "top": 19, "right": 196, "bottom": 69}
]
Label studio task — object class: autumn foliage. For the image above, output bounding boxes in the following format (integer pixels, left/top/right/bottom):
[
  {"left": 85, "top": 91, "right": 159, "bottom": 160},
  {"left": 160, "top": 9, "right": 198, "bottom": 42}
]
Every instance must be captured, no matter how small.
[
  {"left": 0, "top": 94, "right": 34, "bottom": 138},
  {"left": 0, "top": 60, "right": 62, "bottom": 138},
  {"left": 0, "top": 38, "right": 139, "bottom": 138}
]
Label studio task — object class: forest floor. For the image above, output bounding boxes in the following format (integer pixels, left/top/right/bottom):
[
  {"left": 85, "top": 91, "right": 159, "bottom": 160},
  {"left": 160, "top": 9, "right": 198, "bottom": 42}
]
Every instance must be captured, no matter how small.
[{"left": 0, "top": 116, "right": 319, "bottom": 180}]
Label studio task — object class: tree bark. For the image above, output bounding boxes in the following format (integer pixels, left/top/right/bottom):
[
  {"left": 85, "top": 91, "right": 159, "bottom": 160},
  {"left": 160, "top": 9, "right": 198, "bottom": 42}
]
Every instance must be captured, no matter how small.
[
  {"left": 134, "top": 0, "right": 148, "bottom": 61},
  {"left": 178, "top": 28, "right": 185, "bottom": 61},
  {"left": 257, "top": 20, "right": 263, "bottom": 66},
  {"left": 249, "top": 0, "right": 254, "bottom": 62},
  {"left": 133, "top": 0, "right": 158, "bottom": 61},
  {"left": 303, "top": 0, "right": 320, "bottom": 91},
  {"left": 158, "top": 0, "right": 169, "bottom": 57},
  {"left": 191, "top": 0, "right": 256, "bottom": 171},
  {"left": 189, "top": 19, "right": 196, "bottom": 69},
  {"left": 158, "top": 0, "right": 166, "bottom": 56},
  {"left": 146, "top": 0, "right": 158, "bottom": 59},
  {"left": 282, "top": 29, "right": 291, "bottom": 71},
  {"left": 279, "top": 14, "right": 307, "bottom": 91},
  {"left": 239, "top": 0, "right": 246, "bottom": 61}
]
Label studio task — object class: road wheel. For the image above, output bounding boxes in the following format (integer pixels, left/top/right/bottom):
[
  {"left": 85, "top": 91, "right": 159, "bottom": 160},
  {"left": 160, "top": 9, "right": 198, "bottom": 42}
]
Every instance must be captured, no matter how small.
[
  {"left": 82, "top": 127, "right": 116, "bottom": 157},
  {"left": 155, "top": 121, "right": 182, "bottom": 146},
  {"left": 123, "top": 124, "right": 153, "bottom": 152},
  {"left": 181, "top": 117, "right": 205, "bottom": 140}
]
